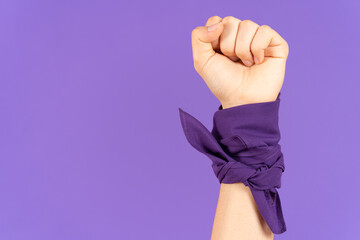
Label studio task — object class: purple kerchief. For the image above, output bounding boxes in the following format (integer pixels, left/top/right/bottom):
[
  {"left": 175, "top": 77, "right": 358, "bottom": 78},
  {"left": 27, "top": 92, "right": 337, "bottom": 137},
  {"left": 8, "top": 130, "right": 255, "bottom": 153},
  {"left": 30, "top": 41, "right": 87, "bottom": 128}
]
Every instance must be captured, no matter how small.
[{"left": 178, "top": 93, "right": 286, "bottom": 234}]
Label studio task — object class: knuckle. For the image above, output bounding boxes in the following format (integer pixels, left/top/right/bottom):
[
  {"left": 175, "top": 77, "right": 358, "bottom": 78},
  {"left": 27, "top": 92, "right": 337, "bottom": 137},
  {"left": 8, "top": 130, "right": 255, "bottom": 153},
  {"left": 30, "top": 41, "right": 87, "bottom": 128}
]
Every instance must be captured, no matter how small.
[
  {"left": 191, "top": 27, "right": 200, "bottom": 38},
  {"left": 241, "top": 19, "right": 255, "bottom": 26},
  {"left": 282, "top": 41, "right": 290, "bottom": 56},
  {"left": 260, "top": 24, "right": 272, "bottom": 32},
  {"left": 285, "top": 40, "right": 289, "bottom": 49},
  {"left": 283, "top": 40, "right": 289, "bottom": 49},
  {"left": 286, "top": 42, "right": 290, "bottom": 55},
  {"left": 207, "top": 15, "right": 222, "bottom": 22},
  {"left": 222, "top": 16, "right": 237, "bottom": 23}
]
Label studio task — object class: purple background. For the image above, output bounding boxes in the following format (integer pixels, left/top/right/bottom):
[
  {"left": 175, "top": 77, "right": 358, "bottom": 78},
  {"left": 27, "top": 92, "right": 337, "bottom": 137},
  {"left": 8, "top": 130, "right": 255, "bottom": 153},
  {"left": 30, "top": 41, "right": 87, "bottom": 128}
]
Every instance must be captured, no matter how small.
[{"left": 1, "top": 0, "right": 359, "bottom": 239}]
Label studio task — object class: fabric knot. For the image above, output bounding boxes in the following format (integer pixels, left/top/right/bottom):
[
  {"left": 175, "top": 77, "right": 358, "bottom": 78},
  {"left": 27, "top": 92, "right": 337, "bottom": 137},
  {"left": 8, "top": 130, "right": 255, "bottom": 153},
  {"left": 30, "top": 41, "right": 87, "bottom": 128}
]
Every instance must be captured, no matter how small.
[
  {"left": 178, "top": 93, "right": 286, "bottom": 234},
  {"left": 212, "top": 145, "right": 284, "bottom": 192}
]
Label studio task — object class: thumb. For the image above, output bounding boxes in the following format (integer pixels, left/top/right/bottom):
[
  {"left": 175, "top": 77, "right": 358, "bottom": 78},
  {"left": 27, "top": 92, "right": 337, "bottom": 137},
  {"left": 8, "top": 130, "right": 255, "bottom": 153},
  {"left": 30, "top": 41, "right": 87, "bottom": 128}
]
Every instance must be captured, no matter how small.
[{"left": 191, "top": 21, "right": 223, "bottom": 72}]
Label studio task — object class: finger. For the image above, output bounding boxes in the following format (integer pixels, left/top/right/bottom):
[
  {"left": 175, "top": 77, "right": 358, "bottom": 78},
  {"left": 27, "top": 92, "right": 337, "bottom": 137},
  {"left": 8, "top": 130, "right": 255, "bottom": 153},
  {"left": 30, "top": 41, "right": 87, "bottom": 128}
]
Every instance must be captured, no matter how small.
[
  {"left": 205, "top": 16, "right": 223, "bottom": 53},
  {"left": 250, "top": 25, "right": 289, "bottom": 64},
  {"left": 219, "top": 16, "right": 241, "bottom": 62},
  {"left": 191, "top": 17, "right": 224, "bottom": 72},
  {"left": 235, "top": 20, "right": 259, "bottom": 67}
]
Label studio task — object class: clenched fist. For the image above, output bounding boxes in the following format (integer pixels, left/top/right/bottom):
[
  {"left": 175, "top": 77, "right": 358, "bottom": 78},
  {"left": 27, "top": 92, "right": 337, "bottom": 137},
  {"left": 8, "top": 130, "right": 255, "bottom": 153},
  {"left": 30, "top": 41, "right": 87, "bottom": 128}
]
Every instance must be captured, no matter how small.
[{"left": 191, "top": 16, "right": 289, "bottom": 109}]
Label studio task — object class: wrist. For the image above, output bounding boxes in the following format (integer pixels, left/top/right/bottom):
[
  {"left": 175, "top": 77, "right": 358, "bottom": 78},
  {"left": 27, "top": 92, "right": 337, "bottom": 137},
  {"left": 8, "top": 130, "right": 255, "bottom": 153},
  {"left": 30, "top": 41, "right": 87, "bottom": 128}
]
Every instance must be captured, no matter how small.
[{"left": 220, "top": 94, "right": 280, "bottom": 109}]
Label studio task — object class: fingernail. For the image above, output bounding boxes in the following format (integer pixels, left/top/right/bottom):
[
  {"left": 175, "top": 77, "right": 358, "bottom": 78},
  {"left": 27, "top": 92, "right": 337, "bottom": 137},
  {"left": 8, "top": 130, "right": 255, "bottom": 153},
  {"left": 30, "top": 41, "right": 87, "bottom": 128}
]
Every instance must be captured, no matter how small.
[
  {"left": 207, "top": 22, "right": 221, "bottom": 32},
  {"left": 243, "top": 60, "right": 253, "bottom": 66},
  {"left": 254, "top": 56, "right": 259, "bottom": 64}
]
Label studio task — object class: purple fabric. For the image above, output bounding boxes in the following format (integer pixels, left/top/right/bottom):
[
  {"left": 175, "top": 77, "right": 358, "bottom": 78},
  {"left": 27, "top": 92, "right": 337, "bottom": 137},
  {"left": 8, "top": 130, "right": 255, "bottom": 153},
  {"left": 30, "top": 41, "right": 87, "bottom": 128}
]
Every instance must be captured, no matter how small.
[{"left": 178, "top": 93, "right": 286, "bottom": 234}]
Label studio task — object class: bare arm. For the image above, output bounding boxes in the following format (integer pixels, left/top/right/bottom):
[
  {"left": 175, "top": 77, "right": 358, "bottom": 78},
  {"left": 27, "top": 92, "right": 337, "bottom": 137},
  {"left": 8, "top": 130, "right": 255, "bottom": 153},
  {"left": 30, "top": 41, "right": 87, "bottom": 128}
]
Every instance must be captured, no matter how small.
[{"left": 211, "top": 183, "right": 273, "bottom": 240}]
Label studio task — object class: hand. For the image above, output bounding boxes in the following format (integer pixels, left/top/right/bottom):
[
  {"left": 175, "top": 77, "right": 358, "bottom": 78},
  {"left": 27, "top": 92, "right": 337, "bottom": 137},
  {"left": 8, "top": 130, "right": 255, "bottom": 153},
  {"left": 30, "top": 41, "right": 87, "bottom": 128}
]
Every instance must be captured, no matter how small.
[{"left": 191, "top": 16, "right": 289, "bottom": 109}]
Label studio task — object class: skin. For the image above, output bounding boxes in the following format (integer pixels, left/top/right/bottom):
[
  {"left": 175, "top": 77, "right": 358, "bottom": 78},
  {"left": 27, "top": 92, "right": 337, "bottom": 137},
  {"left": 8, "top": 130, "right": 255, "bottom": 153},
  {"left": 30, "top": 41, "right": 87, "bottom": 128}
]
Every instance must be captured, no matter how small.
[{"left": 190, "top": 16, "right": 289, "bottom": 239}]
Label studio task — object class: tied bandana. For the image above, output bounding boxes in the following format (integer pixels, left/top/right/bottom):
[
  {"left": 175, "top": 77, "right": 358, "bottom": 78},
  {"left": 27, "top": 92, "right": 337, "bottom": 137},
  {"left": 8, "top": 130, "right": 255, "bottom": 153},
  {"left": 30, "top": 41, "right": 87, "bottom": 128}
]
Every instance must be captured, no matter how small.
[{"left": 178, "top": 93, "right": 286, "bottom": 234}]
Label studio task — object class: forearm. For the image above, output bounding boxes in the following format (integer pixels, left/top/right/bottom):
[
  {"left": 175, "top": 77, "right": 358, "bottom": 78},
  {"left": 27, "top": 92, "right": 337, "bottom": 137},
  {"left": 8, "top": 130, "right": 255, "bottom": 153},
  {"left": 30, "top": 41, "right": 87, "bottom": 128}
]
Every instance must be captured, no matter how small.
[{"left": 211, "top": 183, "right": 274, "bottom": 240}]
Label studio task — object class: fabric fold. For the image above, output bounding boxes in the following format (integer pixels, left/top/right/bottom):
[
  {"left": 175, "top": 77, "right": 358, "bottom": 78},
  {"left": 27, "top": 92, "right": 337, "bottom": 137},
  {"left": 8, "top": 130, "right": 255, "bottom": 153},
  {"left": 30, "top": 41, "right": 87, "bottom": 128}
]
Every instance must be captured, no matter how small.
[{"left": 178, "top": 93, "right": 286, "bottom": 234}]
